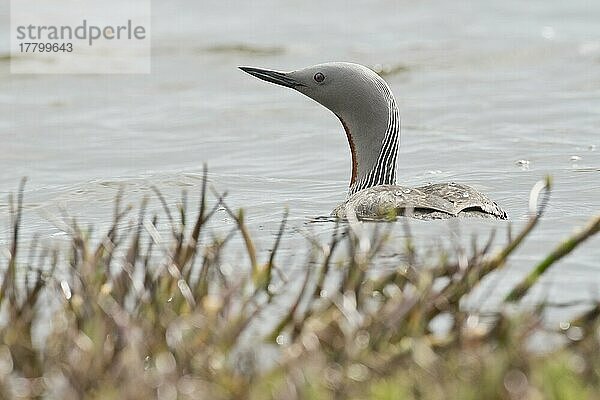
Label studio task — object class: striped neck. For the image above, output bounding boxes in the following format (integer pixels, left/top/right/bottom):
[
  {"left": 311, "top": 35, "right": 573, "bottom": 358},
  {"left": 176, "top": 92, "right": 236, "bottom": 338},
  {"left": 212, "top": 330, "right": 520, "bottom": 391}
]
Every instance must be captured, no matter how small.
[{"left": 347, "top": 90, "right": 400, "bottom": 196}]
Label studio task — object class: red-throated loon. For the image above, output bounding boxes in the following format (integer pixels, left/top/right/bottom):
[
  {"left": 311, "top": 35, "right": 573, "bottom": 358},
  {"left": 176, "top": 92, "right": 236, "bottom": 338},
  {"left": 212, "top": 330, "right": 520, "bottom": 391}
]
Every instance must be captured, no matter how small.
[{"left": 240, "top": 62, "right": 507, "bottom": 220}]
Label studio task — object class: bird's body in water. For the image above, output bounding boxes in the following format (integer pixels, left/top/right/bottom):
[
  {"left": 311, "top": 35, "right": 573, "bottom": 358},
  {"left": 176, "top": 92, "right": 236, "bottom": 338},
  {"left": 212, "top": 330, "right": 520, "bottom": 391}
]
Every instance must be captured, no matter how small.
[{"left": 240, "top": 62, "right": 507, "bottom": 220}]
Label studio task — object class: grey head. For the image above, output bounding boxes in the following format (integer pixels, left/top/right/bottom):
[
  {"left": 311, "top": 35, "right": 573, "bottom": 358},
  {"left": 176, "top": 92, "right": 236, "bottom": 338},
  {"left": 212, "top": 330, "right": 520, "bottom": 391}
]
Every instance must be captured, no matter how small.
[{"left": 240, "top": 62, "right": 400, "bottom": 195}]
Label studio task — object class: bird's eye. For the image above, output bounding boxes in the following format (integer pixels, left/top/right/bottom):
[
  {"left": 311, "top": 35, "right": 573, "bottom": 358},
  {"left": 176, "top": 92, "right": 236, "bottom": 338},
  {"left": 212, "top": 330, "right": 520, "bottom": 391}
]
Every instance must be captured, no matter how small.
[{"left": 313, "top": 72, "right": 325, "bottom": 83}]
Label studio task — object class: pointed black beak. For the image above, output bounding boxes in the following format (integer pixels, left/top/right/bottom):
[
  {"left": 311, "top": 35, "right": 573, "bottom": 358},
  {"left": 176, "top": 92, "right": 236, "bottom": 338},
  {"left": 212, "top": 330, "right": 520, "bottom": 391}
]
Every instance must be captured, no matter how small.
[{"left": 239, "top": 66, "right": 305, "bottom": 88}]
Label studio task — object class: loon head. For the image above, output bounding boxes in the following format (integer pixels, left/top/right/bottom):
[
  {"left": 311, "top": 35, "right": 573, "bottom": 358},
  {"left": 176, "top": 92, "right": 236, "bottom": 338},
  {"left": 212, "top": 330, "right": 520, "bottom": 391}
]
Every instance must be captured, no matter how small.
[{"left": 240, "top": 62, "right": 400, "bottom": 195}]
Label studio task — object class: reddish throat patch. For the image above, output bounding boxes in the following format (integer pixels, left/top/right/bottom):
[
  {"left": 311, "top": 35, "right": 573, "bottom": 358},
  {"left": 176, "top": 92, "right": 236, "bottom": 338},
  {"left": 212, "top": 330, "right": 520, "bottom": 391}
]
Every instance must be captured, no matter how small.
[{"left": 336, "top": 116, "right": 357, "bottom": 185}]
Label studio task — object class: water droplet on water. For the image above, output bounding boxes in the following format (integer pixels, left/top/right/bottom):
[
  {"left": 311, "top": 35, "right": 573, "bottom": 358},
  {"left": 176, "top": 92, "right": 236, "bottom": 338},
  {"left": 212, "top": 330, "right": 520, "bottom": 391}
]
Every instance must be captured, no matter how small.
[
  {"left": 541, "top": 26, "right": 555, "bottom": 40},
  {"left": 589, "top": 144, "right": 596, "bottom": 151},
  {"left": 570, "top": 155, "right": 582, "bottom": 162},
  {"left": 462, "top": 192, "right": 470, "bottom": 198},
  {"left": 515, "top": 160, "right": 530, "bottom": 170},
  {"left": 276, "top": 335, "right": 288, "bottom": 346}
]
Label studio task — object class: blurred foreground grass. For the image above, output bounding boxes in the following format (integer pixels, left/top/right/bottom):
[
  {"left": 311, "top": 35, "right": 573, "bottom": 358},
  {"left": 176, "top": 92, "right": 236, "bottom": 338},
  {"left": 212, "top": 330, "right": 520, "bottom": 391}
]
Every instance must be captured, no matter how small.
[{"left": 1, "top": 175, "right": 599, "bottom": 400}]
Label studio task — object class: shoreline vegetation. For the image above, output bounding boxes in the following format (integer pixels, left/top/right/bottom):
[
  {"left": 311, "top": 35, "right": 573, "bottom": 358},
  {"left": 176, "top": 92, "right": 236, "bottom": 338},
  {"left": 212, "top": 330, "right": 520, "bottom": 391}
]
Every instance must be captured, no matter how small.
[{"left": 1, "top": 173, "right": 599, "bottom": 399}]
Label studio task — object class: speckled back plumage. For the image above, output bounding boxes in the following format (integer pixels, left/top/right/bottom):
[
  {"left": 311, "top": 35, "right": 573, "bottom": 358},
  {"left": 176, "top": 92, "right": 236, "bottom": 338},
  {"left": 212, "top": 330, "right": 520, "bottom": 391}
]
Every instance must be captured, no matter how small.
[{"left": 332, "top": 183, "right": 507, "bottom": 220}]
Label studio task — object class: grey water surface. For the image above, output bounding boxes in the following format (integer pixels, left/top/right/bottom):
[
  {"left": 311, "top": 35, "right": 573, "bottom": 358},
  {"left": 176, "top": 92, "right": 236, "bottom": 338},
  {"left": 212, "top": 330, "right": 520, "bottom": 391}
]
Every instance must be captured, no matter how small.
[{"left": 0, "top": 1, "right": 599, "bottom": 320}]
